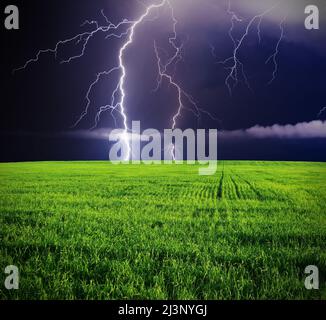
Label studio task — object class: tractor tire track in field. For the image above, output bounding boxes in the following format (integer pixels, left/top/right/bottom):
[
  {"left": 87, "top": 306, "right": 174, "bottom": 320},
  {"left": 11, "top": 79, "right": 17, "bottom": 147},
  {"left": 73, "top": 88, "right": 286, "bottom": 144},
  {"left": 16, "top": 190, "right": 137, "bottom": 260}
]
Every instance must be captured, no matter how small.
[
  {"left": 216, "top": 162, "right": 229, "bottom": 226},
  {"left": 242, "top": 178, "right": 263, "bottom": 200},
  {"left": 232, "top": 171, "right": 263, "bottom": 201},
  {"left": 217, "top": 164, "right": 225, "bottom": 199},
  {"left": 230, "top": 173, "right": 241, "bottom": 199}
]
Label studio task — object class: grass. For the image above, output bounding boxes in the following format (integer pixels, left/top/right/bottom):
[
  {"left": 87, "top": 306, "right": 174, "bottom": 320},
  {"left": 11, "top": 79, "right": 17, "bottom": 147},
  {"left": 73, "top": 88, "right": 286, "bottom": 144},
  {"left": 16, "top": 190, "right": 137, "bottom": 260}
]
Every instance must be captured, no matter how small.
[{"left": 0, "top": 161, "right": 325, "bottom": 300}]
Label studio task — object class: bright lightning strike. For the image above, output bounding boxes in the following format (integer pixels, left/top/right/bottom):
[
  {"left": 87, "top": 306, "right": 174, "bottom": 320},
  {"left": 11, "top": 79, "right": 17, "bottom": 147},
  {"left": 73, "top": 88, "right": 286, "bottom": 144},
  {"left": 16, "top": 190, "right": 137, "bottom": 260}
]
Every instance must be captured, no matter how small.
[
  {"left": 116, "top": 0, "right": 168, "bottom": 160},
  {"left": 14, "top": 1, "right": 168, "bottom": 161}
]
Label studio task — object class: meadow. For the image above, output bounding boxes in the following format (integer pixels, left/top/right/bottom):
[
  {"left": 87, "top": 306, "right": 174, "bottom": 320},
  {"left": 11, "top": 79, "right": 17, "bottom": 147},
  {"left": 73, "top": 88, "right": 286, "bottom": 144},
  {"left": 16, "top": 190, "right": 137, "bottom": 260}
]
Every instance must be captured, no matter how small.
[{"left": 0, "top": 161, "right": 325, "bottom": 300}]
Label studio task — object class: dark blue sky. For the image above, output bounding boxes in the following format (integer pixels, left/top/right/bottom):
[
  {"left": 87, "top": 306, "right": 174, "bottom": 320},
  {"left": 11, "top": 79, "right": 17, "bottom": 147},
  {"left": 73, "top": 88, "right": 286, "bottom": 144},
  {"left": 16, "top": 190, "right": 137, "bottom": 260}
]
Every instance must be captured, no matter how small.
[{"left": 1, "top": 0, "right": 325, "bottom": 161}]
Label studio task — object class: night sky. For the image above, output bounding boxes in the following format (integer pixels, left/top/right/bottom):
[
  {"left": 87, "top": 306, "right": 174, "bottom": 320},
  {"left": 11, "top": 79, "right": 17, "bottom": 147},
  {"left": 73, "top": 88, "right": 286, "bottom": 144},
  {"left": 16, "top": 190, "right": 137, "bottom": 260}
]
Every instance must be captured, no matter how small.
[{"left": 1, "top": 0, "right": 326, "bottom": 162}]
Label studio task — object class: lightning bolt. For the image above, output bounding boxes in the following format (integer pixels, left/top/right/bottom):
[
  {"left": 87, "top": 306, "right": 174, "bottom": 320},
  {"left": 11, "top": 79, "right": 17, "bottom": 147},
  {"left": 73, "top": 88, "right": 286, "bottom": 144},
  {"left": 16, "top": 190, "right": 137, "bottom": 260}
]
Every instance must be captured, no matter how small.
[
  {"left": 114, "top": 0, "right": 168, "bottom": 160},
  {"left": 153, "top": 1, "right": 220, "bottom": 159},
  {"left": 216, "top": 0, "right": 285, "bottom": 95},
  {"left": 14, "top": 1, "right": 169, "bottom": 161},
  {"left": 154, "top": 41, "right": 219, "bottom": 159},
  {"left": 265, "top": 16, "right": 286, "bottom": 85},
  {"left": 317, "top": 107, "right": 326, "bottom": 118},
  {"left": 13, "top": 14, "right": 136, "bottom": 72}
]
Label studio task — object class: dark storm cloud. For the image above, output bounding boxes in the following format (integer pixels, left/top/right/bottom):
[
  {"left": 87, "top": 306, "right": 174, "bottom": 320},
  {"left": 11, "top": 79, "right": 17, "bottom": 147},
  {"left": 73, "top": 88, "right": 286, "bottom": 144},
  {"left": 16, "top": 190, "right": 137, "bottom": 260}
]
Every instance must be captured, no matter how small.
[
  {"left": 171, "top": 0, "right": 326, "bottom": 42},
  {"left": 1, "top": 0, "right": 325, "bottom": 161}
]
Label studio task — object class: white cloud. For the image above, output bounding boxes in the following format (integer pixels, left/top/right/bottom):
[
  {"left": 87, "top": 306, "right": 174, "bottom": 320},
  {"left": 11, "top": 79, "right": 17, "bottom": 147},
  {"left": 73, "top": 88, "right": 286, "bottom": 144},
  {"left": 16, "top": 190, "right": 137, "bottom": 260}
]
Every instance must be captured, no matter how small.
[
  {"left": 223, "top": 120, "right": 326, "bottom": 139},
  {"left": 66, "top": 129, "right": 159, "bottom": 141}
]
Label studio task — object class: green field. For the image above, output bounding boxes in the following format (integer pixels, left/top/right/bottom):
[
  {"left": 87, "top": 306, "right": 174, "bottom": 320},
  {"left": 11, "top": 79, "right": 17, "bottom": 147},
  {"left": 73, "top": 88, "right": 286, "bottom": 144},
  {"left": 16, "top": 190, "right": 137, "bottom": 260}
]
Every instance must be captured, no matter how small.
[{"left": 0, "top": 161, "right": 325, "bottom": 300}]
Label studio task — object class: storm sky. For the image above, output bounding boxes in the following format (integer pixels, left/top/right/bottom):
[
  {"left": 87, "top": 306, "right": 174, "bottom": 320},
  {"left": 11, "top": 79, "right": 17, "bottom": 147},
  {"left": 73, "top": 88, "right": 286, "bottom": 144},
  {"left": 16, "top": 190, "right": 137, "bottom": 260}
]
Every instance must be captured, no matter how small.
[{"left": 1, "top": 0, "right": 326, "bottom": 161}]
